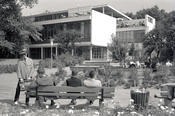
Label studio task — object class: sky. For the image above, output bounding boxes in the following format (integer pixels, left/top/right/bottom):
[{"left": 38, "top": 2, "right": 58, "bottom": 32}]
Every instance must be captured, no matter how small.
[{"left": 22, "top": 0, "right": 175, "bottom": 16}]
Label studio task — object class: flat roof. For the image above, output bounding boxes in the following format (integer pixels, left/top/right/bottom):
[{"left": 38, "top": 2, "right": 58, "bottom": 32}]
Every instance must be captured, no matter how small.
[{"left": 28, "top": 4, "right": 132, "bottom": 20}]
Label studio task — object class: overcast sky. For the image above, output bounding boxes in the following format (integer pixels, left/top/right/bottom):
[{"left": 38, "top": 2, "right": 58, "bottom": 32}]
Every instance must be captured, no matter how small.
[{"left": 22, "top": 0, "right": 175, "bottom": 16}]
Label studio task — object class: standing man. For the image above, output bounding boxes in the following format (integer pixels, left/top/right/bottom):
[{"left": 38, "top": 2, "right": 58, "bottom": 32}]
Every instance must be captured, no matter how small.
[{"left": 14, "top": 48, "right": 35, "bottom": 105}]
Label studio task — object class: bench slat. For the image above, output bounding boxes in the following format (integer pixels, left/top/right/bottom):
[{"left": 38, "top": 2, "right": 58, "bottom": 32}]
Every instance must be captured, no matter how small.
[
  {"left": 38, "top": 93, "right": 99, "bottom": 97},
  {"left": 38, "top": 86, "right": 101, "bottom": 93}
]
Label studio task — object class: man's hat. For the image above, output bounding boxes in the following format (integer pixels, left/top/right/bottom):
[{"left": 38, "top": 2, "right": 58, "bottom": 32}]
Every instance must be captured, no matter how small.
[{"left": 19, "top": 48, "right": 27, "bottom": 55}]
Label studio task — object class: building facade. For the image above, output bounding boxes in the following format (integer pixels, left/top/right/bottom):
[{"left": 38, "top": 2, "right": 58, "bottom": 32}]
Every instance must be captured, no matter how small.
[
  {"left": 28, "top": 5, "right": 155, "bottom": 61},
  {"left": 116, "top": 15, "right": 156, "bottom": 59}
]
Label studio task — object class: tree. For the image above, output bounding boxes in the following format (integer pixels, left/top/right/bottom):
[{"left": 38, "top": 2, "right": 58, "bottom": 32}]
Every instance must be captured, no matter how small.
[
  {"left": 129, "top": 43, "right": 135, "bottom": 56},
  {"left": 108, "top": 35, "right": 127, "bottom": 61},
  {"left": 162, "top": 11, "right": 175, "bottom": 64},
  {"left": 0, "top": 0, "right": 42, "bottom": 57},
  {"left": 125, "top": 12, "right": 136, "bottom": 19},
  {"left": 143, "top": 28, "right": 165, "bottom": 59},
  {"left": 143, "top": 11, "right": 175, "bottom": 63},
  {"left": 135, "top": 5, "right": 167, "bottom": 21},
  {"left": 53, "top": 30, "right": 82, "bottom": 54}
]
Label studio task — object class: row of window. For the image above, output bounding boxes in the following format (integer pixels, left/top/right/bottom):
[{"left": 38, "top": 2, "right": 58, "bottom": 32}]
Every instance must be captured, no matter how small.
[
  {"left": 41, "top": 21, "right": 91, "bottom": 41},
  {"left": 30, "top": 47, "right": 106, "bottom": 59},
  {"left": 116, "top": 30, "right": 145, "bottom": 43},
  {"left": 34, "top": 12, "right": 68, "bottom": 22}
]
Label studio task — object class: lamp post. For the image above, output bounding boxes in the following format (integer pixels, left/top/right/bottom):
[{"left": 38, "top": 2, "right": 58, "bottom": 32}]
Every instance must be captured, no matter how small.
[{"left": 50, "top": 38, "right": 54, "bottom": 68}]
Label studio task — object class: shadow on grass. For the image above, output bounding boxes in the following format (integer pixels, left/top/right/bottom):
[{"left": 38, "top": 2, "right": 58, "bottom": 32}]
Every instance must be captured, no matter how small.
[
  {"left": 0, "top": 99, "right": 100, "bottom": 111},
  {"left": 58, "top": 103, "right": 100, "bottom": 110},
  {"left": 0, "top": 99, "right": 14, "bottom": 105}
]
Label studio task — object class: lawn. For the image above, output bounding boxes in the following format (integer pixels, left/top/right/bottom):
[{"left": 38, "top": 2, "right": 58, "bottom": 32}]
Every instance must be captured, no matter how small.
[{"left": 0, "top": 67, "right": 162, "bottom": 115}]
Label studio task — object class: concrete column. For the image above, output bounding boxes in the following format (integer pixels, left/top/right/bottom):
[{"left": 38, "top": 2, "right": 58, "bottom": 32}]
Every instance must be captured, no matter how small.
[
  {"left": 81, "top": 22, "right": 85, "bottom": 37},
  {"left": 63, "top": 24, "right": 67, "bottom": 31},
  {"left": 90, "top": 46, "right": 92, "bottom": 60},
  {"left": 41, "top": 47, "right": 43, "bottom": 59},
  {"left": 56, "top": 46, "right": 58, "bottom": 57},
  {"left": 72, "top": 49, "right": 74, "bottom": 56},
  {"left": 102, "top": 7, "right": 105, "bottom": 14},
  {"left": 28, "top": 48, "right": 30, "bottom": 58}
]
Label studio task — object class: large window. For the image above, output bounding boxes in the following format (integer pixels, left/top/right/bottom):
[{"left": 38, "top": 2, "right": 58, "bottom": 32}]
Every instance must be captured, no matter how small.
[
  {"left": 30, "top": 48, "right": 41, "bottom": 59},
  {"left": 133, "top": 30, "right": 145, "bottom": 43},
  {"left": 116, "top": 31, "right": 134, "bottom": 43},
  {"left": 92, "top": 47, "right": 106, "bottom": 59},
  {"left": 34, "top": 12, "right": 68, "bottom": 22}
]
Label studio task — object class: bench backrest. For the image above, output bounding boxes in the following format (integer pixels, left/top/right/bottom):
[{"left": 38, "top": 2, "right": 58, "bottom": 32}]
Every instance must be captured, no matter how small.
[
  {"left": 36, "top": 86, "right": 101, "bottom": 99},
  {"left": 27, "top": 86, "right": 115, "bottom": 100}
]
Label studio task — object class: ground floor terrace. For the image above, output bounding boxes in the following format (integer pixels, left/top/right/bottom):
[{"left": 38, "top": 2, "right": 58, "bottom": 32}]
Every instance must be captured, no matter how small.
[{"left": 29, "top": 44, "right": 111, "bottom": 61}]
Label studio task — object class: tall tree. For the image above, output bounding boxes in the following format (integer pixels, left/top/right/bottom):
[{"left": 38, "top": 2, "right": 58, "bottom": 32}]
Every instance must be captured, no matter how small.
[
  {"left": 143, "top": 28, "right": 165, "bottom": 59},
  {"left": 143, "top": 11, "right": 175, "bottom": 63},
  {"left": 163, "top": 11, "right": 175, "bottom": 64},
  {"left": 125, "top": 12, "right": 136, "bottom": 19},
  {"left": 135, "top": 5, "right": 167, "bottom": 21},
  {"left": 0, "top": 0, "right": 42, "bottom": 57},
  {"left": 108, "top": 35, "right": 127, "bottom": 61}
]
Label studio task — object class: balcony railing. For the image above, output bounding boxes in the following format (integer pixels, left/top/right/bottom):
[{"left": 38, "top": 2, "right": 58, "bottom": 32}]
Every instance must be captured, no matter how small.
[{"left": 117, "top": 19, "right": 145, "bottom": 28}]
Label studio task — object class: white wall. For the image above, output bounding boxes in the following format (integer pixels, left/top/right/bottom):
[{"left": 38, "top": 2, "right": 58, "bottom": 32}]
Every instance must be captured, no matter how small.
[
  {"left": 145, "top": 14, "right": 156, "bottom": 33},
  {"left": 91, "top": 10, "right": 116, "bottom": 46}
]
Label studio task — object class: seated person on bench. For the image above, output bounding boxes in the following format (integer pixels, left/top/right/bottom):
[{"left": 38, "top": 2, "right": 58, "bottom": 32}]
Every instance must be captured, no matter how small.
[
  {"left": 66, "top": 70, "right": 82, "bottom": 105},
  {"left": 27, "top": 66, "right": 56, "bottom": 106},
  {"left": 83, "top": 70, "right": 102, "bottom": 104}
]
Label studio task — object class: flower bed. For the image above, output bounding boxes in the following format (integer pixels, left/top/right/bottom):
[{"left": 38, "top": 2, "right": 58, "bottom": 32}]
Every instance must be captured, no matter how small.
[{"left": 1, "top": 101, "right": 175, "bottom": 116}]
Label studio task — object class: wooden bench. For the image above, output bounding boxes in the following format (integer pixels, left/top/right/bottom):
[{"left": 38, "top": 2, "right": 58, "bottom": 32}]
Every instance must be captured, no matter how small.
[{"left": 26, "top": 86, "right": 115, "bottom": 106}]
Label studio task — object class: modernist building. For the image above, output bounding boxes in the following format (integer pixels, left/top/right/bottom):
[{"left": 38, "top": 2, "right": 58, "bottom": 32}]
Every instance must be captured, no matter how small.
[
  {"left": 28, "top": 4, "right": 155, "bottom": 61},
  {"left": 116, "top": 15, "right": 156, "bottom": 58},
  {"left": 28, "top": 4, "right": 131, "bottom": 61}
]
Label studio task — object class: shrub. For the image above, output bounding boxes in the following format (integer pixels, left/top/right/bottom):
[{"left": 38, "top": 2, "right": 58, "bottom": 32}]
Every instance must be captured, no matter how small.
[
  {"left": 97, "top": 64, "right": 124, "bottom": 87},
  {"left": 56, "top": 52, "right": 84, "bottom": 67},
  {"left": 0, "top": 64, "right": 17, "bottom": 74}
]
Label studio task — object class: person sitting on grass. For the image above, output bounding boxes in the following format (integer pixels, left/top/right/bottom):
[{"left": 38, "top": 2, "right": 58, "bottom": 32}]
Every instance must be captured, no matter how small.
[
  {"left": 26, "top": 66, "right": 56, "bottom": 107},
  {"left": 66, "top": 70, "right": 82, "bottom": 105},
  {"left": 83, "top": 70, "right": 102, "bottom": 105}
]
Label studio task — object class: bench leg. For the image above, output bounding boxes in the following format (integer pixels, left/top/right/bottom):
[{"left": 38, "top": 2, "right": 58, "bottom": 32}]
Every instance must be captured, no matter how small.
[
  {"left": 25, "top": 91, "right": 30, "bottom": 106},
  {"left": 99, "top": 88, "right": 104, "bottom": 107},
  {"left": 99, "top": 99, "right": 104, "bottom": 107}
]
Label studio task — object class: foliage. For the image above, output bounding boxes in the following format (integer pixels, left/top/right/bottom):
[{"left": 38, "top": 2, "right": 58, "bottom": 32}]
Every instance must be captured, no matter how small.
[
  {"left": 38, "top": 59, "right": 58, "bottom": 68},
  {"left": 0, "top": 64, "right": 17, "bottom": 74},
  {"left": 38, "top": 53, "right": 84, "bottom": 69},
  {"left": 97, "top": 64, "right": 124, "bottom": 87},
  {"left": 143, "top": 10, "right": 175, "bottom": 63},
  {"left": 125, "top": 5, "right": 167, "bottom": 21},
  {"left": 128, "top": 43, "right": 135, "bottom": 56},
  {"left": 0, "top": 0, "right": 42, "bottom": 57},
  {"left": 53, "top": 30, "right": 82, "bottom": 54},
  {"left": 108, "top": 35, "right": 127, "bottom": 61},
  {"left": 143, "top": 28, "right": 165, "bottom": 59},
  {"left": 127, "top": 68, "right": 138, "bottom": 87},
  {"left": 114, "top": 105, "right": 175, "bottom": 116},
  {"left": 56, "top": 52, "right": 84, "bottom": 67}
]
